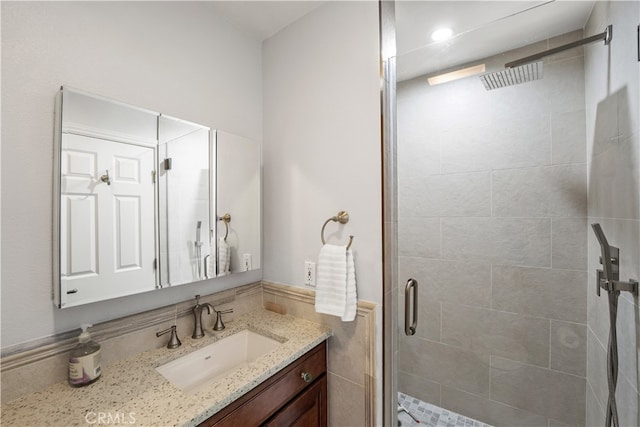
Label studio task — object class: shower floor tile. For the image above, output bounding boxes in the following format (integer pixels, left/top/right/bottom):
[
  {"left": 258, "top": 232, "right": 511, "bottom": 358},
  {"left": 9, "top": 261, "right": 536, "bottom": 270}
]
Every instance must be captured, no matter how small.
[{"left": 398, "top": 392, "right": 493, "bottom": 427}]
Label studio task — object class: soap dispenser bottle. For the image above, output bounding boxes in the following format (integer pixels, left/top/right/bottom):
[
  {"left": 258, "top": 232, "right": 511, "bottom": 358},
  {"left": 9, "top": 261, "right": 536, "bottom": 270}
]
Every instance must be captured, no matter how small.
[{"left": 68, "top": 323, "right": 102, "bottom": 387}]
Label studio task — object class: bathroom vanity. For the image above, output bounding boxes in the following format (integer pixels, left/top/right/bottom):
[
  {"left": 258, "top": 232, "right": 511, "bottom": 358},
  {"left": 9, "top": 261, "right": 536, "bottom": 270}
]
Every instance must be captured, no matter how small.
[
  {"left": 201, "top": 341, "right": 327, "bottom": 426},
  {"left": 0, "top": 310, "right": 331, "bottom": 427}
]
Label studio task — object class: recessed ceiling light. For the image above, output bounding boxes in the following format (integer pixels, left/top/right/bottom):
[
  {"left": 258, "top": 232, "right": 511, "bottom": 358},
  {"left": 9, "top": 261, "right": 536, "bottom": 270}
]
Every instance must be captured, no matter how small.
[{"left": 431, "top": 27, "right": 454, "bottom": 42}]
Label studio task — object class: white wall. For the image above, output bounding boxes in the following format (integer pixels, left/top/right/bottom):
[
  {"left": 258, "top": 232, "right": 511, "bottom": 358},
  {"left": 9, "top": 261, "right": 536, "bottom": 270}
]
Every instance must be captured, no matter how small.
[
  {"left": 262, "top": 1, "right": 382, "bottom": 304},
  {"left": 1, "top": 1, "right": 263, "bottom": 349},
  {"left": 584, "top": 1, "right": 640, "bottom": 425}
]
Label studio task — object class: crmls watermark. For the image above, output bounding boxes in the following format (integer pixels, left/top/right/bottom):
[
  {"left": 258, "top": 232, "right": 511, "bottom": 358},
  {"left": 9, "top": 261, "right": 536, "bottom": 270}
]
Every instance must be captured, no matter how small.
[{"left": 85, "top": 411, "right": 136, "bottom": 425}]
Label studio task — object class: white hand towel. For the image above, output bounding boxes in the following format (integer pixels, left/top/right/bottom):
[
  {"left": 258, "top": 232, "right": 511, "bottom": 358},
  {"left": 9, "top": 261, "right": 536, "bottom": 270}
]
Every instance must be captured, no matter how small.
[
  {"left": 314, "top": 244, "right": 357, "bottom": 321},
  {"left": 217, "top": 238, "right": 231, "bottom": 276}
]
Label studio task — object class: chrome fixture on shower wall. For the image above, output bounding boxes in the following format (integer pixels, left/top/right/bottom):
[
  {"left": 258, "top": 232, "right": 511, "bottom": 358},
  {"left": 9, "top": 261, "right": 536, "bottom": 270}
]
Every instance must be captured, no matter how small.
[
  {"left": 480, "top": 25, "right": 613, "bottom": 90},
  {"left": 480, "top": 61, "right": 543, "bottom": 90},
  {"left": 592, "top": 224, "right": 638, "bottom": 297},
  {"left": 506, "top": 25, "right": 612, "bottom": 69},
  {"left": 591, "top": 224, "right": 638, "bottom": 427}
]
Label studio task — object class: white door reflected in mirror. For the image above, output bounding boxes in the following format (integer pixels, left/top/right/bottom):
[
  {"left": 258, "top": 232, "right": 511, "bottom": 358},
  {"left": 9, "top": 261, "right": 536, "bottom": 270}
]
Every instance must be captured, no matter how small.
[{"left": 60, "top": 135, "right": 157, "bottom": 306}]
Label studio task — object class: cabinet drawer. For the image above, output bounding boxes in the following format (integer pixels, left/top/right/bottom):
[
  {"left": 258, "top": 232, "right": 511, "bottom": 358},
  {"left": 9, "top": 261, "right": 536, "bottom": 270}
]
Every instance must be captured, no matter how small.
[
  {"left": 264, "top": 373, "right": 327, "bottom": 427},
  {"left": 201, "top": 341, "right": 327, "bottom": 427}
]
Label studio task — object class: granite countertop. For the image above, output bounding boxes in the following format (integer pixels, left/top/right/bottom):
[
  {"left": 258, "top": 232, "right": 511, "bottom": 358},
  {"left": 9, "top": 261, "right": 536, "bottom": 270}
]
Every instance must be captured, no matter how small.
[{"left": 0, "top": 309, "right": 332, "bottom": 427}]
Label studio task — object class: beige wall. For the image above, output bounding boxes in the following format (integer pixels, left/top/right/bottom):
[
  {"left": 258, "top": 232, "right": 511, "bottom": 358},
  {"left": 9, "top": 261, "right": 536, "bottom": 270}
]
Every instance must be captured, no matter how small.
[
  {"left": 585, "top": 1, "right": 640, "bottom": 425},
  {"left": 397, "top": 31, "right": 589, "bottom": 425}
]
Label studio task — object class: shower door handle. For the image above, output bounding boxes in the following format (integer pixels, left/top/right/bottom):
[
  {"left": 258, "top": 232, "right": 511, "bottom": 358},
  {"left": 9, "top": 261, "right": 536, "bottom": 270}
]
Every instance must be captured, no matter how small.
[{"left": 404, "top": 278, "right": 418, "bottom": 336}]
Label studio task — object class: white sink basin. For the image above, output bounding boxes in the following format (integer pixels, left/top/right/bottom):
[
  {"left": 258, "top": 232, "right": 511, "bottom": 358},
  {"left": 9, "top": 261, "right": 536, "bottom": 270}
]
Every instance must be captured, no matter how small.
[{"left": 156, "top": 330, "right": 282, "bottom": 394}]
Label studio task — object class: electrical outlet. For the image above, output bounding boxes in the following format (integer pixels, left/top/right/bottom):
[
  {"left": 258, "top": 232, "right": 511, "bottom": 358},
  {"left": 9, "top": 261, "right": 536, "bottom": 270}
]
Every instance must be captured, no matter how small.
[
  {"left": 243, "top": 254, "right": 252, "bottom": 271},
  {"left": 304, "top": 261, "right": 316, "bottom": 286}
]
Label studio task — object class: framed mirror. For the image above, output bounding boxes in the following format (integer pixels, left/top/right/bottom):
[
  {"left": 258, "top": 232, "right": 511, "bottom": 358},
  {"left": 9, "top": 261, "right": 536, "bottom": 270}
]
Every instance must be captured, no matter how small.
[{"left": 53, "top": 87, "right": 260, "bottom": 308}]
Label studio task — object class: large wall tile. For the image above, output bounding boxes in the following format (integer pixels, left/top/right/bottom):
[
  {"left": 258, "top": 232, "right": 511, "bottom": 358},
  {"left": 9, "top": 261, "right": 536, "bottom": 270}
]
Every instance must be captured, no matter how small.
[
  {"left": 399, "top": 336, "right": 490, "bottom": 397},
  {"left": 544, "top": 56, "right": 586, "bottom": 113},
  {"left": 399, "top": 257, "right": 492, "bottom": 308},
  {"left": 548, "top": 419, "right": 571, "bottom": 427},
  {"left": 615, "top": 295, "right": 639, "bottom": 395},
  {"left": 550, "top": 320, "right": 587, "bottom": 376},
  {"left": 397, "top": 217, "right": 440, "bottom": 258},
  {"left": 398, "top": 371, "right": 441, "bottom": 406},
  {"left": 615, "top": 374, "right": 640, "bottom": 427},
  {"left": 440, "top": 113, "right": 551, "bottom": 174},
  {"left": 397, "top": 135, "right": 440, "bottom": 179},
  {"left": 586, "top": 382, "right": 605, "bottom": 427},
  {"left": 440, "top": 386, "right": 548, "bottom": 427},
  {"left": 401, "top": 172, "right": 491, "bottom": 217},
  {"left": 552, "top": 109, "right": 587, "bottom": 165},
  {"left": 552, "top": 217, "right": 588, "bottom": 270},
  {"left": 589, "top": 133, "right": 640, "bottom": 221},
  {"left": 324, "top": 314, "right": 367, "bottom": 386},
  {"left": 492, "top": 164, "right": 587, "bottom": 218},
  {"left": 491, "top": 357, "right": 586, "bottom": 425},
  {"left": 442, "top": 218, "right": 551, "bottom": 267},
  {"left": 587, "top": 270, "right": 612, "bottom": 347},
  {"left": 441, "top": 303, "right": 550, "bottom": 367},
  {"left": 328, "top": 373, "right": 365, "bottom": 427},
  {"left": 492, "top": 265, "right": 587, "bottom": 323},
  {"left": 397, "top": 89, "right": 444, "bottom": 139},
  {"left": 609, "top": 0, "right": 640, "bottom": 138},
  {"left": 586, "top": 328, "right": 609, "bottom": 410}
]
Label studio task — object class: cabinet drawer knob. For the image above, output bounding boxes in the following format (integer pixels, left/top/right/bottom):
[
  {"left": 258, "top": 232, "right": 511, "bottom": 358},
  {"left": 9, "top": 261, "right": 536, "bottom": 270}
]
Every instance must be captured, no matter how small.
[{"left": 301, "top": 372, "right": 313, "bottom": 383}]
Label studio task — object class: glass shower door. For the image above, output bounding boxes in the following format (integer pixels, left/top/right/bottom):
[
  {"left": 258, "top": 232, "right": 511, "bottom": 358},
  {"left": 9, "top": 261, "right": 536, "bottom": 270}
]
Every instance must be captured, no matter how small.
[{"left": 382, "top": 1, "right": 634, "bottom": 425}]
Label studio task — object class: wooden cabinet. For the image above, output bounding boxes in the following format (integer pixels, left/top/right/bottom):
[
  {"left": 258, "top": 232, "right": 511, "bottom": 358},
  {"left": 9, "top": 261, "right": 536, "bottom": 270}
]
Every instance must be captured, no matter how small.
[{"left": 200, "top": 341, "right": 327, "bottom": 427}]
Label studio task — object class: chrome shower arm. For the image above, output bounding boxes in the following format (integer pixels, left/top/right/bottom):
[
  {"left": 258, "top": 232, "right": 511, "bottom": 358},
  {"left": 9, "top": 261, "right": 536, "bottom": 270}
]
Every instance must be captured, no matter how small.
[{"left": 506, "top": 25, "right": 612, "bottom": 68}]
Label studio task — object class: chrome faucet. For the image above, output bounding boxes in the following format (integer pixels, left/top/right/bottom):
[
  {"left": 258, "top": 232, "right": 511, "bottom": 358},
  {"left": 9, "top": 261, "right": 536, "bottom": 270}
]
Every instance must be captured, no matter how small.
[
  {"left": 212, "top": 306, "right": 234, "bottom": 331},
  {"left": 192, "top": 295, "right": 214, "bottom": 339},
  {"left": 156, "top": 325, "right": 181, "bottom": 349}
]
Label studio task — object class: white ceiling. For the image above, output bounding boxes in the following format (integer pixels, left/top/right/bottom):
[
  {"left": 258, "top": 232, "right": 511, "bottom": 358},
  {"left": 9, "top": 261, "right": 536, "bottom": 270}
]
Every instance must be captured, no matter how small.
[
  {"left": 395, "top": 0, "right": 596, "bottom": 81},
  {"left": 212, "top": 1, "right": 596, "bottom": 81},
  {"left": 211, "top": 1, "right": 325, "bottom": 40}
]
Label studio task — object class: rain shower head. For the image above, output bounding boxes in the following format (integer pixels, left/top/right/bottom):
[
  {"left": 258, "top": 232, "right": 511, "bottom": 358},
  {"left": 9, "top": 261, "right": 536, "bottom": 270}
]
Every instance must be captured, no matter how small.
[
  {"left": 478, "top": 25, "right": 612, "bottom": 91},
  {"left": 479, "top": 61, "right": 543, "bottom": 90}
]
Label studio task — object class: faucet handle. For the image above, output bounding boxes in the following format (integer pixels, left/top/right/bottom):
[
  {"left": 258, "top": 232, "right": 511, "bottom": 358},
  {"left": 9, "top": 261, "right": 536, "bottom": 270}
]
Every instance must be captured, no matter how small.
[
  {"left": 156, "top": 325, "right": 181, "bottom": 349},
  {"left": 212, "top": 308, "right": 233, "bottom": 331}
]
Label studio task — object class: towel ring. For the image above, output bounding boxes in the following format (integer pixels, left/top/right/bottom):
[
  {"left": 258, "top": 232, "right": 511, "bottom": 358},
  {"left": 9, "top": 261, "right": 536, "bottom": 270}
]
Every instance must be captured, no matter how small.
[
  {"left": 321, "top": 211, "right": 354, "bottom": 250},
  {"left": 219, "top": 213, "right": 231, "bottom": 241}
]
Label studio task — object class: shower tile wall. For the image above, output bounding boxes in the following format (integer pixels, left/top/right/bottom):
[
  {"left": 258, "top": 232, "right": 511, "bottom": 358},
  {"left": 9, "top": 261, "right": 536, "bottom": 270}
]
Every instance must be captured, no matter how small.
[
  {"left": 397, "top": 31, "right": 588, "bottom": 426},
  {"left": 584, "top": 1, "right": 640, "bottom": 426}
]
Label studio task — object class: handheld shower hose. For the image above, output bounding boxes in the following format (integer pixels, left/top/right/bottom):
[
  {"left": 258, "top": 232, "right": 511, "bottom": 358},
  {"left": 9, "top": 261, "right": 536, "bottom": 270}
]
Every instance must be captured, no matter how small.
[{"left": 592, "top": 224, "right": 638, "bottom": 427}]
